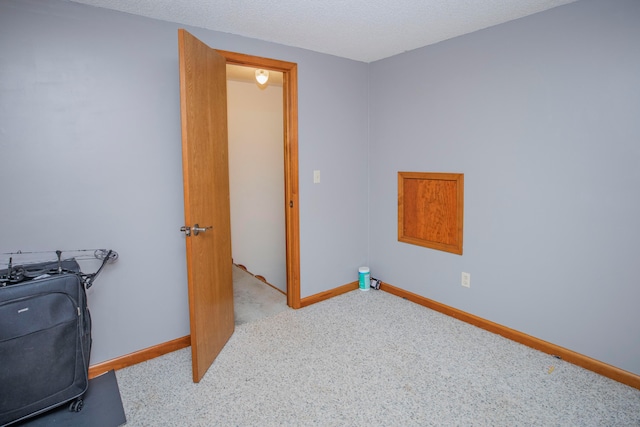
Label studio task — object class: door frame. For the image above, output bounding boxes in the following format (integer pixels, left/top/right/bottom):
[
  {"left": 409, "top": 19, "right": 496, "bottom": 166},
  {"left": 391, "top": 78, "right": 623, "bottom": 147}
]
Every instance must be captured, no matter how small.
[{"left": 217, "top": 50, "right": 301, "bottom": 309}]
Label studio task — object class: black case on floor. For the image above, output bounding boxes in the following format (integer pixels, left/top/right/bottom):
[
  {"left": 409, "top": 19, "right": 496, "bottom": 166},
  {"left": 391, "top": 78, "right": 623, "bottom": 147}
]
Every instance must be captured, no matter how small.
[{"left": 0, "top": 260, "right": 91, "bottom": 426}]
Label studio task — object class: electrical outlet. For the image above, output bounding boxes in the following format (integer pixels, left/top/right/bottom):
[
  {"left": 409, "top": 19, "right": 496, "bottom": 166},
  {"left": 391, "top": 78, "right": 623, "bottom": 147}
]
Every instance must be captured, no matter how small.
[
  {"left": 461, "top": 272, "right": 470, "bottom": 288},
  {"left": 313, "top": 170, "right": 321, "bottom": 184}
]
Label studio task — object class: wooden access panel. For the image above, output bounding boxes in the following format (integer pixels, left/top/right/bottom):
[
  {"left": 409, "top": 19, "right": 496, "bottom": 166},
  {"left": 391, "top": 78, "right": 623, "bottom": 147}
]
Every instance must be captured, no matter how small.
[{"left": 398, "top": 172, "right": 464, "bottom": 255}]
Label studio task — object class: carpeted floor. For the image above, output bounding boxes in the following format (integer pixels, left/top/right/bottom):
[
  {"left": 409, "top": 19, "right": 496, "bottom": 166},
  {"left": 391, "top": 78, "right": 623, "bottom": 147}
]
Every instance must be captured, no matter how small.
[
  {"left": 116, "top": 287, "right": 640, "bottom": 426},
  {"left": 232, "top": 265, "right": 290, "bottom": 325}
]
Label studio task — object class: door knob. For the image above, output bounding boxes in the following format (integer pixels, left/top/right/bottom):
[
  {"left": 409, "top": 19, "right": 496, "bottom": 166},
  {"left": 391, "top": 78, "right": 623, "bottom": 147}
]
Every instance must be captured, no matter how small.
[{"left": 192, "top": 224, "right": 213, "bottom": 236}]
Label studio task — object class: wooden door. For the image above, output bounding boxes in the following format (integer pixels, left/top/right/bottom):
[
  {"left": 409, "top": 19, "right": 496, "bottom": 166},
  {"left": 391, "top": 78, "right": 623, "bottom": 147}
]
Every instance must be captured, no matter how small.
[{"left": 178, "top": 29, "right": 234, "bottom": 383}]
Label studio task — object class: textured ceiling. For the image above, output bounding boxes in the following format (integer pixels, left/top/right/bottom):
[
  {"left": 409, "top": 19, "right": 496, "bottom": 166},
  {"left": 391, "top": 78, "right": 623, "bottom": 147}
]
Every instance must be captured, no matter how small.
[{"left": 68, "top": 0, "right": 578, "bottom": 62}]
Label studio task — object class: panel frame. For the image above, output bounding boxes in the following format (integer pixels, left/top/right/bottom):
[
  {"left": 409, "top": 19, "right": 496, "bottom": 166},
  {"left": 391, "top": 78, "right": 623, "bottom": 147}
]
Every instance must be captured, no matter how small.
[{"left": 398, "top": 171, "right": 464, "bottom": 255}]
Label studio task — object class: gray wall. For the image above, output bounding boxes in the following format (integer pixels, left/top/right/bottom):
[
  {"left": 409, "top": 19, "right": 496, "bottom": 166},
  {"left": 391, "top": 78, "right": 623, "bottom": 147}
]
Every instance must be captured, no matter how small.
[
  {"left": 369, "top": 0, "right": 640, "bottom": 375},
  {"left": 2, "top": 0, "right": 638, "bottom": 378},
  {"left": 0, "top": 0, "right": 369, "bottom": 364}
]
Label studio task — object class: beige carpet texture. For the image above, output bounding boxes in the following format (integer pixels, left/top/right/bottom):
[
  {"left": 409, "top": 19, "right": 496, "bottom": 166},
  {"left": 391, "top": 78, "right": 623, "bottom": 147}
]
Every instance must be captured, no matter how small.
[{"left": 115, "top": 276, "right": 640, "bottom": 426}]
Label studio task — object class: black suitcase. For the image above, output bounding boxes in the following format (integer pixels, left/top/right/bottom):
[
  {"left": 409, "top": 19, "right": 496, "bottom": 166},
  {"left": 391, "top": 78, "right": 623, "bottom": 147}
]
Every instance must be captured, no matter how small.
[{"left": 0, "top": 260, "right": 91, "bottom": 426}]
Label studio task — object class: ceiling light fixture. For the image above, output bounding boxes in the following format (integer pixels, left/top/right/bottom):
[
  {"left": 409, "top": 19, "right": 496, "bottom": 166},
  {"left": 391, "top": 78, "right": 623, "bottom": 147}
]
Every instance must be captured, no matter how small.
[{"left": 255, "top": 69, "right": 269, "bottom": 85}]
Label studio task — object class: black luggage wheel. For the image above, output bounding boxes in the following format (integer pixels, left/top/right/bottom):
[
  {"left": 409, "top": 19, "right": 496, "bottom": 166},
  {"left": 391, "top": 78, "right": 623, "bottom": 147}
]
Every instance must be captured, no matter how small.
[{"left": 69, "top": 398, "right": 84, "bottom": 412}]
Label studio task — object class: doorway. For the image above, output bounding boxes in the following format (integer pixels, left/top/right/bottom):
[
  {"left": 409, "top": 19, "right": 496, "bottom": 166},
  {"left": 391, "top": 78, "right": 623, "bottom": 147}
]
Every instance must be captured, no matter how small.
[
  {"left": 227, "top": 65, "right": 286, "bottom": 295},
  {"left": 217, "top": 50, "right": 300, "bottom": 309}
]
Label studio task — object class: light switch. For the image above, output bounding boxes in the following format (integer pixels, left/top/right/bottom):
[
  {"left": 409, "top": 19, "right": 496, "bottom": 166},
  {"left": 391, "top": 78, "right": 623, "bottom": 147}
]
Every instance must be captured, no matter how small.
[{"left": 313, "top": 170, "right": 321, "bottom": 184}]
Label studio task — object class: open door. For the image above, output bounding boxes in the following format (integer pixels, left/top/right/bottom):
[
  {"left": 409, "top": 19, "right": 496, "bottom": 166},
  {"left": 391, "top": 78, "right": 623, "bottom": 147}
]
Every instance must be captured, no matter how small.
[{"left": 178, "top": 29, "right": 234, "bottom": 383}]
